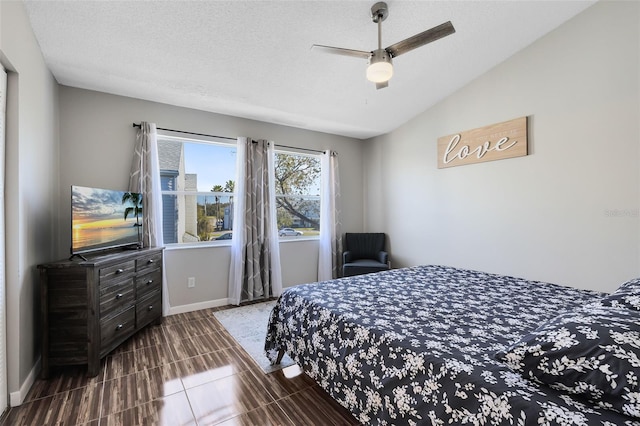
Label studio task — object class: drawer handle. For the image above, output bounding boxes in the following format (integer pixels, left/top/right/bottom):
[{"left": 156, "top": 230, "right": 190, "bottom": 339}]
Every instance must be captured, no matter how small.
[
  {"left": 148, "top": 305, "right": 154, "bottom": 311},
  {"left": 116, "top": 324, "right": 124, "bottom": 331},
  {"left": 147, "top": 259, "right": 154, "bottom": 264},
  {"left": 146, "top": 279, "right": 153, "bottom": 285},
  {"left": 115, "top": 293, "right": 123, "bottom": 299},
  {"left": 115, "top": 268, "right": 124, "bottom": 274}
]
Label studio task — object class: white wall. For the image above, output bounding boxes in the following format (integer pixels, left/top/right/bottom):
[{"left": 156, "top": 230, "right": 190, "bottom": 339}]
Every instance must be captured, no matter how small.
[
  {"left": 58, "top": 87, "right": 364, "bottom": 310},
  {"left": 364, "top": 1, "right": 640, "bottom": 293},
  {"left": 0, "top": 1, "right": 60, "bottom": 405}
]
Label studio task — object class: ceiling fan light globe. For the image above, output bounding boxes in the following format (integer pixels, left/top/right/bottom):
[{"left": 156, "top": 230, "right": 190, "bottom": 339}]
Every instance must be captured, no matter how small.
[{"left": 367, "top": 61, "right": 393, "bottom": 83}]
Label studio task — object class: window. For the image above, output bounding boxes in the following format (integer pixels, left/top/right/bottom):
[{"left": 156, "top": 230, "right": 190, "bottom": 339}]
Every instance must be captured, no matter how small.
[
  {"left": 274, "top": 151, "right": 321, "bottom": 239},
  {"left": 157, "top": 136, "right": 321, "bottom": 245},
  {"left": 158, "top": 136, "right": 236, "bottom": 244}
]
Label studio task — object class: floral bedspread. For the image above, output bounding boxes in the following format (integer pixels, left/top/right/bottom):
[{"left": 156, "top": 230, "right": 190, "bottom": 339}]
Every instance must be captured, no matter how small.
[{"left": 264, "top": 265, "right": 639, "bottom": 425}]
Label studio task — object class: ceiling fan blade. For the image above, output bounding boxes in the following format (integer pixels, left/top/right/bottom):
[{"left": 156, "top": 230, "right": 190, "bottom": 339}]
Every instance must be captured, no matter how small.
[
  {"left": 311, "top": 44, "right": 371, "bottom": 59},
  {"left": 376, "top": 81, "right": 388, "bottom": 90},
  {"left": 385, "top": 21, "right": 455, "bottom": 58}
]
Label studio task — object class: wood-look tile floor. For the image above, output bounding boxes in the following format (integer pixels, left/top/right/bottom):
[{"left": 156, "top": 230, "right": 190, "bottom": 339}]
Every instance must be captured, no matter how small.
[{"left": 0, "top": 307, "right": 359, "bottom": 426}]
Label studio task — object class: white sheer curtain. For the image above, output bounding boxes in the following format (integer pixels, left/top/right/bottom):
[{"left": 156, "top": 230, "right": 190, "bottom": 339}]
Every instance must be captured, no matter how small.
[
  {"left": 0, "top": 64, "right": 7, "bottom": 416},
  {"left": 318, "top": 150, "right": 342, "bottom": 281},
  {"left": 129, "top": 122, "right": 168, "bottom": 314},
  {"left": 228, "top": 138, "right": 282, "bottom": 305}
]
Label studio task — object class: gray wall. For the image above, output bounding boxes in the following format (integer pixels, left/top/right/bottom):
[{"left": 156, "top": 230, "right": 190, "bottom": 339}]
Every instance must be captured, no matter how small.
[
  {"left": 364, "top": 1, "right": 640, "bottom": 293},
  {"left": 58, "top": 87, "right": 364, "bottom": 310},
  {"left": 1, "top": 1, "right": 60, "bottom": 405}
]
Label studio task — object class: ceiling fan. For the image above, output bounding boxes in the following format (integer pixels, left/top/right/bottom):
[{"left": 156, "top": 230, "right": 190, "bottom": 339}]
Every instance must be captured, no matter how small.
[{"left": 312, "top": 2, "right": 455, "bottom": 89}]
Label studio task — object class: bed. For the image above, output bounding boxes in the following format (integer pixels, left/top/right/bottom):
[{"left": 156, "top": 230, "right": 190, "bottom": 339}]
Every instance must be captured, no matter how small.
[{"left": 265, "top": 265, "right": 640, "bottom": 425}]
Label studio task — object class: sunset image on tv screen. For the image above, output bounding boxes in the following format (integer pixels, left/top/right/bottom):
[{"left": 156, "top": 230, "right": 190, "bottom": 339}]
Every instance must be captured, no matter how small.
[{"left": 71, "top": 186, "right": 142, "bottom": 254}]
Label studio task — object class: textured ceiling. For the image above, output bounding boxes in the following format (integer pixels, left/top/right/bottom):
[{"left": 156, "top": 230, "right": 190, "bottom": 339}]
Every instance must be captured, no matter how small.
[{"left": 23, "top": 0, "right": 596, "bottom": 139}]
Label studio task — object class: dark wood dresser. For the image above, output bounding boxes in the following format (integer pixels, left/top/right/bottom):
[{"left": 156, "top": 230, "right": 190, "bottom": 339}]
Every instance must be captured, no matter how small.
[{"left": 38, "top": 247, "right": 164, "bottom": 378}]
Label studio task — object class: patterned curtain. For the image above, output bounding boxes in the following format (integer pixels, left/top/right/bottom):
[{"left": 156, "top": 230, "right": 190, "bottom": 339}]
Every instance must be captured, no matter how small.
[
  {"left": 318, "top": 151, "right": 342, "bottom": 280},
  {"left": 129, "top": 122, "right": 168, "bottom": 314},
  {"left": 228, "top": 138, "right": 282, "bottom": 305}
]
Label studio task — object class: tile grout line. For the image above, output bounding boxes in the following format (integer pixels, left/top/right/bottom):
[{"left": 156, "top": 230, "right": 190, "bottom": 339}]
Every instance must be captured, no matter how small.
[
  {"left": 182, "top": 387, "right": 200, "bottom": 426},
  {"left": 162, "top": 319, "right": 199, "bottom": 425},
  {"left": 96, "top": 365, "right": 107, "bottom": 426}
]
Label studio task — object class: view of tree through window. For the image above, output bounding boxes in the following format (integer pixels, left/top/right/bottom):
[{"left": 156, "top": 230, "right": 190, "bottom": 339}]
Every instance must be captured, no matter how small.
[
  {"left": 274, "top": 152, "right": 321, "bottom": 237},
  {"left": 158, "top": 136, "right": 321, "bottom": 244}
]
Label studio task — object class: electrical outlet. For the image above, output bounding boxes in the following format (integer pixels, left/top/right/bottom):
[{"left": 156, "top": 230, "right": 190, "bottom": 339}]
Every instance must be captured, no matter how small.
[{"left": 187, "top": 277, "right": 196, "bottom": 288}]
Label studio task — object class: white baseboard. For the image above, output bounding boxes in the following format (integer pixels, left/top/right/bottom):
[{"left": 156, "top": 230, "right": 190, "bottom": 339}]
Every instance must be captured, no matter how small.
[
  {"left": 9, "top": 356, "right": 40, "bottom": 407},
  {"left": 167, "top": 298, "right": 229, "bottom": 316}
]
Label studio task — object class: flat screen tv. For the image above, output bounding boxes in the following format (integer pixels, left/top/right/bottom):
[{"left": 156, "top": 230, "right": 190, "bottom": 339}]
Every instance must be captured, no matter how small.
[{"left": 71, "top": 185, "right": 143, "bottom": 257}]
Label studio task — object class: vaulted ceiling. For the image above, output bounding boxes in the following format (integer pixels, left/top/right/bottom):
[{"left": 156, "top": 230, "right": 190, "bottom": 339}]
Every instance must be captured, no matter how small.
[{"left": 23, "top": 0, "right": 596, "bottom": 139}]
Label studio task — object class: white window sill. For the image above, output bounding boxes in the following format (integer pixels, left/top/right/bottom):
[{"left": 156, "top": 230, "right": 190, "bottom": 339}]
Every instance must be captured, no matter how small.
[{"left": 164, "top": 237, "right": 319, "bottom": 251}]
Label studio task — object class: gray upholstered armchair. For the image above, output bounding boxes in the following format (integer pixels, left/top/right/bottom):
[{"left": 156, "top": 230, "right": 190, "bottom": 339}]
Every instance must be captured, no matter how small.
[{"left": 342, "top": 233, "right": 390, "bottom": 277}]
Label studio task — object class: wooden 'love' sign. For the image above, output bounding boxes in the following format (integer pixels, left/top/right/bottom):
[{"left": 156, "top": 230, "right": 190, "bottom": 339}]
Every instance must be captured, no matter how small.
[{"left": 437, "top": 117, "right": 528, "bottom": 169}]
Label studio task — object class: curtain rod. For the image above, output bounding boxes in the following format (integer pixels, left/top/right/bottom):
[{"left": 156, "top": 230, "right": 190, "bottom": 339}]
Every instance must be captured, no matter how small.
[
  {"left": 132, "top": 122, "right": 236, "bottom": 141},
  {"left": 132, "top": 123, "right": 327, "bottom": 154},
  {"left": 269, "top": 143, "right": 326, "bottom": 154}
]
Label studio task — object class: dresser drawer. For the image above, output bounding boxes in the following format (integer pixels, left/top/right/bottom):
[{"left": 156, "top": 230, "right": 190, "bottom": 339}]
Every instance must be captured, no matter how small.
[
  {"left": 136, "top": 291, "right": 162, "bottom": 329},
  {"left": 99, "top": 260, "right": 135, "bottom": 283},
  {"left": 99, "top": 279, "right": 135, "bottom": 319},
  {"left": 136, "top": 252, "right": 162, "bottom": 275},
  {"left": 100, "top": 306, "right": 135, "bottom": 352},
  {"left": 136, "top": 269, "right": 162, "bottom": 300}
]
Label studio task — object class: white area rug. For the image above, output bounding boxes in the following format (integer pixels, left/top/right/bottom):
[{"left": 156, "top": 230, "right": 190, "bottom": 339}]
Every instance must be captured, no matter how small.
[{"left": 213, "top": 300, "right": 295, "bottom": 374}]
